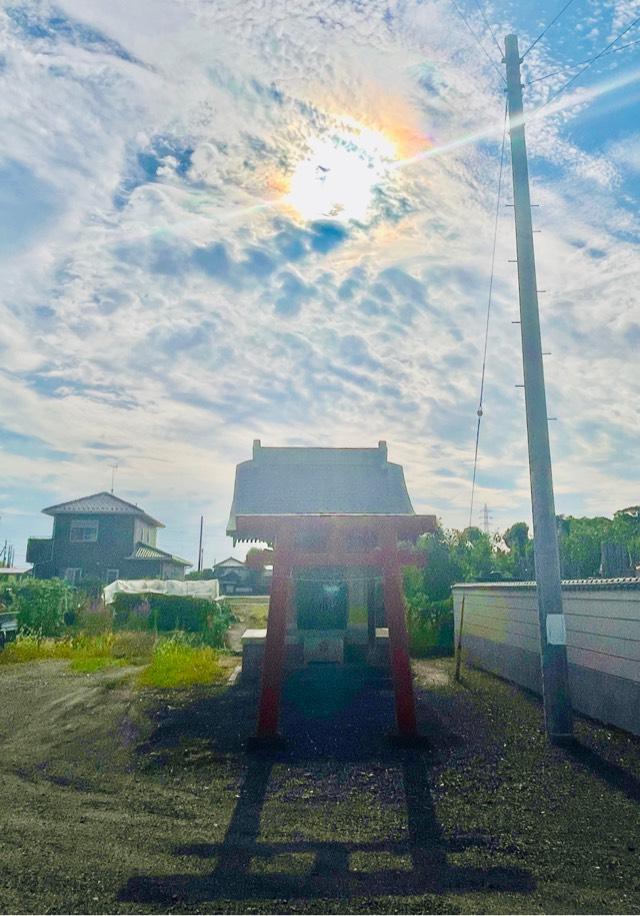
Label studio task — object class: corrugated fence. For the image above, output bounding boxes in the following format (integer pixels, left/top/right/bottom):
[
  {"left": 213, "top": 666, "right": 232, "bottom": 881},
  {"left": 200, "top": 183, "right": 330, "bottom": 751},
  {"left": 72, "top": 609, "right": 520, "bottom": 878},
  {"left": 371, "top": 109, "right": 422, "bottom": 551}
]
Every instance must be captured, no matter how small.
[{"left": 452, "top": 579, "right": 640, "bottom": 736}]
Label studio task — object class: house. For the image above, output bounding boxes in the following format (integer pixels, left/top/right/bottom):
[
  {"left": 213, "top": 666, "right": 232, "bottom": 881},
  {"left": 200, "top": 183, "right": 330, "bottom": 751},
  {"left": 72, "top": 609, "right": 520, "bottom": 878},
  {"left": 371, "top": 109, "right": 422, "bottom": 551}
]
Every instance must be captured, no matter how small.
[
  {"left": 212, "top": 557, "right": 253, "bottom": 595},
  {"left": 26, "top": 492, "right": 190, "bottom": 583},
  {"left": 0, "top": 566, "right": 32, "bottom": 580}
]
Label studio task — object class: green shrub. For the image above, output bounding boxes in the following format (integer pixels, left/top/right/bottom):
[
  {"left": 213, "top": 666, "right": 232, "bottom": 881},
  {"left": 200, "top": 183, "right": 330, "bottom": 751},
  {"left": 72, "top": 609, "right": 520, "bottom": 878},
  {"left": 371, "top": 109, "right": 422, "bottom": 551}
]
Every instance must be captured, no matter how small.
[
  {"left": 74, "top": 604, "right": 113, "bottom": 634},
  {"left": 407, "top": 597, "right": 454, "bottom": 658},
  {"left": 138, "top": 634, "right": 225, "bottom": 689},
  {"left": 0, "top": 579, "right": 76, "bottom": 637},
  {"left": 111, "top": 593, "right": 233, "bottom": 646}
]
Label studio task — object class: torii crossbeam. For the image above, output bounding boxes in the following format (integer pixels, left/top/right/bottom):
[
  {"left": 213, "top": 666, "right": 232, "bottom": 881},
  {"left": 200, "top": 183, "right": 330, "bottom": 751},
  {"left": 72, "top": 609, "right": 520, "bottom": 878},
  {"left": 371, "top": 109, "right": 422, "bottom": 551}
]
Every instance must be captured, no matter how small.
[{"left": 235, "top": 513, "right": 436, "bottom": 741}]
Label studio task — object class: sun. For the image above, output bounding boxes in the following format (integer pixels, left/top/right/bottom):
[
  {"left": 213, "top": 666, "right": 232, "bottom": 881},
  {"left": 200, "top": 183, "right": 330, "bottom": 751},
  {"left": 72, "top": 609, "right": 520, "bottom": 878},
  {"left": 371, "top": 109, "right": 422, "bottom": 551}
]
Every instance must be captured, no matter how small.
[{"left": 285, "top": 120, "right": 399, "bottom": 223}]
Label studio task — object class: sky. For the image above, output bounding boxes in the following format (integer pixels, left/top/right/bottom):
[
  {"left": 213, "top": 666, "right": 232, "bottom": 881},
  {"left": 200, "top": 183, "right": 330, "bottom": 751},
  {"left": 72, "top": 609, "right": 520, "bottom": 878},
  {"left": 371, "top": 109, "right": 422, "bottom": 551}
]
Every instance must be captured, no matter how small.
[{"left": 0, "top": 0, "right": 639, "bottom": 568}]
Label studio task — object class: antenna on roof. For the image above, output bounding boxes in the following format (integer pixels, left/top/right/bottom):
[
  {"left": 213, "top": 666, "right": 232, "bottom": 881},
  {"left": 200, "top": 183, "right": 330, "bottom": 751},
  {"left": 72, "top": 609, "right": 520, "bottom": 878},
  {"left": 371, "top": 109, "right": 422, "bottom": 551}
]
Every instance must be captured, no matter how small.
[{"left": 109, "top": 463, "right": 118, "bottom": 494}]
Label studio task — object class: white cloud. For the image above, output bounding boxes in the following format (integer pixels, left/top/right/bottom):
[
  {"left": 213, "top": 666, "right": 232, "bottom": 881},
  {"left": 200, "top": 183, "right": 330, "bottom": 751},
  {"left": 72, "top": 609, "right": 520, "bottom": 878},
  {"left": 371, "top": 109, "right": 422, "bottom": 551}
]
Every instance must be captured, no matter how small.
[{"left": 0, "top": 0, "right": 638, "bottom": 562}]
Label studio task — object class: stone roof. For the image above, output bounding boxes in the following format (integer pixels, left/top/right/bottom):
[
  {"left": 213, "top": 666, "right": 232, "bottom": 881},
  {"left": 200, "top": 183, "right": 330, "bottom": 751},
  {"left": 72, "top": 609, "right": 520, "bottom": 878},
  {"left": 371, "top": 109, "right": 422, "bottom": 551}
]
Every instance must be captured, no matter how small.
[
  {"left": 227, "top": 440, "right": 415, "bottom": 538},
  {"left": 42, "top": 492, "right": 164, "bottom": 528},
  {"left": 126, "top": 542, "right": 190, "bottom": 566}
]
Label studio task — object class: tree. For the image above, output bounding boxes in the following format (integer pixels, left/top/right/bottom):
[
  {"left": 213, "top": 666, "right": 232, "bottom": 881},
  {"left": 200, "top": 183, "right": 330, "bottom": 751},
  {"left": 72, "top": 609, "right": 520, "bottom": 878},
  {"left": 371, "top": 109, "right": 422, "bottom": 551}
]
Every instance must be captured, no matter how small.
[
  {"left": 420, "top": 527, "right": 461, "bottom": 601},
  {"left": 503, "top": 522, "right": 533, "bottom": 579}
]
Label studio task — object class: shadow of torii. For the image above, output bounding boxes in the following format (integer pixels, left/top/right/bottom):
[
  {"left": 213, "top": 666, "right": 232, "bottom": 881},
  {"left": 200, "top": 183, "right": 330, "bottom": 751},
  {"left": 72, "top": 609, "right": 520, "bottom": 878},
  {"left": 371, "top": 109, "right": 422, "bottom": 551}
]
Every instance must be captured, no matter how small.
[{"left": 120, "top": 665, "right": 535, "bottom": 906}]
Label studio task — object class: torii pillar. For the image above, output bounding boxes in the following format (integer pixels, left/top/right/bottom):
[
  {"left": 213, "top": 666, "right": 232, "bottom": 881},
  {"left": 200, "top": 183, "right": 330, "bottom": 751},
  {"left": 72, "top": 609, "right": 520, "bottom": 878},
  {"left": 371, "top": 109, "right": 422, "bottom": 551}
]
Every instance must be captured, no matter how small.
[{"left": 239, "top": 514, "right": 435, "bottom": 746}]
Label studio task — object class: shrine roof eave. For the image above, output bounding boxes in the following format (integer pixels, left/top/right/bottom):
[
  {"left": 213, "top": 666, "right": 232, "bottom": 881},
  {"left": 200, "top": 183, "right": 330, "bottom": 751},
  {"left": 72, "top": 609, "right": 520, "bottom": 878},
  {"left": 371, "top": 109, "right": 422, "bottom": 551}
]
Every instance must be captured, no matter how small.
[{"left": 229, "top": 513, "right": 437, "bottom": 543}]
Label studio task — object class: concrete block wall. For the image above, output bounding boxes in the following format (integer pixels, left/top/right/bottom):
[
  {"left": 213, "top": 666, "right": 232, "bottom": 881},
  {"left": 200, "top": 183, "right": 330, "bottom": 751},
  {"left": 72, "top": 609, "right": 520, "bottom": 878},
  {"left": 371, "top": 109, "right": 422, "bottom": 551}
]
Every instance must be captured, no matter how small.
[{"left": 453, "top": 579, "right": 640, "bottom": 736}]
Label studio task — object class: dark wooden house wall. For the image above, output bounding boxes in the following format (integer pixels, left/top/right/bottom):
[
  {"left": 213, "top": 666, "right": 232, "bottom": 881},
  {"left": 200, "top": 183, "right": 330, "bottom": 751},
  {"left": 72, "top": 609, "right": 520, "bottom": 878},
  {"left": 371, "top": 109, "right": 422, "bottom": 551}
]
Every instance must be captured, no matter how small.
[
  {"left": 49, "top": 514, "right": 135, "bottom": 580},
  {"left": 29, "top": 513, "right": 185, "bottom": 582}
]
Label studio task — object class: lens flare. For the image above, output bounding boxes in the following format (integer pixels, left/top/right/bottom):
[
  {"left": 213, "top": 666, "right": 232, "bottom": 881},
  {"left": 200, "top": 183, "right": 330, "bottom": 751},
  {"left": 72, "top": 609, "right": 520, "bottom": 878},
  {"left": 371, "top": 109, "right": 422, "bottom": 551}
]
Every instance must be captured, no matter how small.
[{"left": 285, "top": 120, "right": 400, "bottom": 222}]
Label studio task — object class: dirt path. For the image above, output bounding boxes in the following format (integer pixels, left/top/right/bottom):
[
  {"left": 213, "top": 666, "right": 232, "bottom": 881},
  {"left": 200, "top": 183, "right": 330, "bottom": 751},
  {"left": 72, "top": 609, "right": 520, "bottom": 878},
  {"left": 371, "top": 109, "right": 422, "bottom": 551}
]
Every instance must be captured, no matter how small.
[
  {"left": 0, "top": 657, "right": 639, "bottom": 914},
  {"left": 224, "top": 596, "right": 269, "bottom": 653}
]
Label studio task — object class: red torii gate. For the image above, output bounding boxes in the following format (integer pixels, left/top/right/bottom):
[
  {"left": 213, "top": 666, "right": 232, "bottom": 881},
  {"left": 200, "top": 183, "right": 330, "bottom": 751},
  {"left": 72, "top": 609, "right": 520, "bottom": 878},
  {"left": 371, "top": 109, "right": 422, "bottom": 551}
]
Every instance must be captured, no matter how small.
[{"left": 237, "top": 512, "right": 436, "bottom": 742}]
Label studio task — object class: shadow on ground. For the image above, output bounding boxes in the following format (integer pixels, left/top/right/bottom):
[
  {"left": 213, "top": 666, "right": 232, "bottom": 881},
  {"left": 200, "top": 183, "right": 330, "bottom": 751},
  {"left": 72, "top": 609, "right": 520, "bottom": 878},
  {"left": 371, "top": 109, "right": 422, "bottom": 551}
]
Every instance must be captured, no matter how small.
[
  {"left": 120, "top": 665, "right": 535, "bottom": 907},
  {"left": 567, "top": 739, "right": 640, "bottom": 804}
]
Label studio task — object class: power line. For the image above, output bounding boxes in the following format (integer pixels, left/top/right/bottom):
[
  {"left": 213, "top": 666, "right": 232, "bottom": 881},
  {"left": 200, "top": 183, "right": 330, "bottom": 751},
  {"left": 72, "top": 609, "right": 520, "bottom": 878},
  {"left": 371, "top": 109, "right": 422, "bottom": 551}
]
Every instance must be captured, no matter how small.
[
  {"left": 450, "top": 0, "right": 506, "bottom": 84},
  {"left": 526, "top": 36, "right": 640, "bottom": 85},
  {"left": 539, "top": 14, "right": 640, "bottom": 110},
  {"left": 471, "top": 0, "right": 504, "bottom": 57},
  {"left": 468, "top": 100, "right": 508, "bottom": 531},
  {"left": 521, "top": 0, "right": 579, "bottom": 59}
]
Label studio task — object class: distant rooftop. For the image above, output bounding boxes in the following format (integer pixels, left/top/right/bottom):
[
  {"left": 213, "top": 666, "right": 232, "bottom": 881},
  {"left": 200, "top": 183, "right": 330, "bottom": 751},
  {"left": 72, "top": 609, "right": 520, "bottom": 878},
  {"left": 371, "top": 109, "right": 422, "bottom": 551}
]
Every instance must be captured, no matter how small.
[
  {"left": 227, "top": 440, "right": 415, "bottom": 538},
  {"left": 126, "top": 542, "right": 190, "bottom": 566},
  {"left": 42, "top": 492, "right": 164, "bottom": 528}
]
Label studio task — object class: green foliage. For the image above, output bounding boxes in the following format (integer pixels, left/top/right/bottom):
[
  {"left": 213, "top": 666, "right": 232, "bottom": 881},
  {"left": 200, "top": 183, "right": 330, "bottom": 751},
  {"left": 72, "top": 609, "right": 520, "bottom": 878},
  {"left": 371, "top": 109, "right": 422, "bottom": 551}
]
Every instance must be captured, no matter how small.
[
  {"left": 70, "top": 656, "right": 126, "bottom": 673},
  {"left": 407, "top": 598, "right": 454, "bottom": 657},
  {"left": 137, "top": 633, "right": 225, "bottom": 689},
  {"left": 0, "top": 579, "right": 76, "bottom": 637},
  {"left": 0, "top": 631, "right": 73, "bottom": 663},
  {"left": 403, "top": 567, "right": 454, "bottom": 657},
  {"left": 420, "top": 529, "right": 461, "bottom": 601},
  {"left": 111, "top": 593, "right": 234, "bottom": 646},
  {"left": 184, "top": 568, "right": 216, "bottom": 580},
  {"left": 556, "top": 512, "right": 639, "bottom": 578},
  {"left": 0, "top": 628, "right": 153, "bottom": 670},
  {"left": 407, "top": 508, "right": 639, "bottom": 606},
  {"left": 502, "top": 522, "right": 534, "bottom": 579},
  {"left": 73, "top": 604, "right": 113, "bottom": 634}
]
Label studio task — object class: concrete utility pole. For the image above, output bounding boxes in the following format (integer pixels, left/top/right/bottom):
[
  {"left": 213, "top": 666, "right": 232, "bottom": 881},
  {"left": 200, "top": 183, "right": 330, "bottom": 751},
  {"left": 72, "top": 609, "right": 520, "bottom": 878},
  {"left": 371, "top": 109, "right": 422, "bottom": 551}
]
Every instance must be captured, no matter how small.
[
  {"left": 504, "top": 34, "right": 573, "bottom": 742},
  {"left": 197, "top": 516, "right": 204, "bottom": 573}
]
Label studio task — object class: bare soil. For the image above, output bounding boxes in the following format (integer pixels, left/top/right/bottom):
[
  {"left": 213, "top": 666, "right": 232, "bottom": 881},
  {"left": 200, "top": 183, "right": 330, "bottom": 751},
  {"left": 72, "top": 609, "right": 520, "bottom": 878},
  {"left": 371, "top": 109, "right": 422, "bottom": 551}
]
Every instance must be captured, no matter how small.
[{"left": 0, "top": 656, "right": 639, "bottom": 914}]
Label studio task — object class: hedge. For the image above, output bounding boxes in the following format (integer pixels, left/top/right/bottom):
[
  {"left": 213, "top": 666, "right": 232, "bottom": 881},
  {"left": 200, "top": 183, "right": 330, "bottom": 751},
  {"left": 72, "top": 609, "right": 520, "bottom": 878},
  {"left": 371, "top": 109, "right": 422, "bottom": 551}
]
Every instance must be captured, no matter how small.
[{"left": 111, "top": 593, "right": 234, "bottom": 647}]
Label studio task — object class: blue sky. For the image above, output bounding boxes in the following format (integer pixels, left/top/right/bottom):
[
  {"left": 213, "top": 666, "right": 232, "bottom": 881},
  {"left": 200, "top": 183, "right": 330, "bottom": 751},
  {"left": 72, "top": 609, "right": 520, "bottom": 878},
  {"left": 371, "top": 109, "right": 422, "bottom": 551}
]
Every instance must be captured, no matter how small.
[{"left": 1, "top": 0, "right": 639, "bottom": 567}]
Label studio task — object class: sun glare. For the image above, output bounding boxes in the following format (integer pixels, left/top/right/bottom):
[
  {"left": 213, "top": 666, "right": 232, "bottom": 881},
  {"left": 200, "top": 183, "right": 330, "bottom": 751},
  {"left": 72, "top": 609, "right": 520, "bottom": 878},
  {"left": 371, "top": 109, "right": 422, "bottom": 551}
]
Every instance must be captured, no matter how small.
[{"left": 285, "top": 121, "right": 399, "bottom": 222}]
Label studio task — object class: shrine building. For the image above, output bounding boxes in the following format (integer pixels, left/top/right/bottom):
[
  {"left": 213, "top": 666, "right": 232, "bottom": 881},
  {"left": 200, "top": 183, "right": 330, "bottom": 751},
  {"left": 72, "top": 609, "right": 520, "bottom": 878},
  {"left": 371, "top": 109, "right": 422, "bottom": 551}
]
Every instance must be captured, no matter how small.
[{"left": 228, "top": 440, "right": 436, "bottom": 742}]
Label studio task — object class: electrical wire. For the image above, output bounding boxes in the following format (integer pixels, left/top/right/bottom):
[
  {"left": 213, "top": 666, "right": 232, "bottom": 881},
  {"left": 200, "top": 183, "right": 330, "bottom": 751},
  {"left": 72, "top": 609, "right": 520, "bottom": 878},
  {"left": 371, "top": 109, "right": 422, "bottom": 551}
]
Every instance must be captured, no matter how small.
[
  {"left": 538, "top": 14, "right": 640, "bottom": 111},
  {"left": 468, "top": 100, "right": 508, "bottom": 531},
  {"left": 471, "top": 0, "right": 504, "bottom": 57},
  {"left": 521, "top": 0, "right": 579, "bottom": 59},
  {"left": 450, "top": 0, "right": 506, "bottom": 84},
  {"left": 525, "top": 36, "right": 640, "bottom": 85}
]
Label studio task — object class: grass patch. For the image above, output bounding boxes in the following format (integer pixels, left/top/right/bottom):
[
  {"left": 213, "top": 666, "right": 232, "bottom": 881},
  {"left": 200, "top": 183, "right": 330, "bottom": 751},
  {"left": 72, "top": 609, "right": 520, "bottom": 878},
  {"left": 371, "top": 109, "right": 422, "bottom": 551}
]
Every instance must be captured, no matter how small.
[
  {"left": 0, "top": 633, "right": 73, "bottom": 664},
  {"left": 70, "top": 656, "right": 127, "bottom": 674},
  {"left": 138, "top": 636, "right": 226, "bottom": 689},
  {"left": 0, "top": 630, "right": 153, "bottom": 670}
]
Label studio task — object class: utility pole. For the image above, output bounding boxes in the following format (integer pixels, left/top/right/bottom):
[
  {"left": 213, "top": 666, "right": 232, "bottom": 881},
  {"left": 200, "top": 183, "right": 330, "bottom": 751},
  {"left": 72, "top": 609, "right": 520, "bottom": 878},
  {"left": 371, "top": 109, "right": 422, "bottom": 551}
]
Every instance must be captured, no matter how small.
[
  {"left": 109, "top": 463, "right": 118, "bottom": 494},
  {"left": 197, "top": 516, "right": 204, "bottom": 573},
  {"left": 504, "top": 34, "right": 573, "bottom": 742}
]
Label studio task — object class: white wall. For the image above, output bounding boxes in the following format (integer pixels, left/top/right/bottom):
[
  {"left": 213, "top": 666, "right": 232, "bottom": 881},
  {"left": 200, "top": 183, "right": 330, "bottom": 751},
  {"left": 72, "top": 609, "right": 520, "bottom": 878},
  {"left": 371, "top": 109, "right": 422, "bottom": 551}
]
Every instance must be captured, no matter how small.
[{"left": 453, "top": 580, "right": 640, "bottom": 735}]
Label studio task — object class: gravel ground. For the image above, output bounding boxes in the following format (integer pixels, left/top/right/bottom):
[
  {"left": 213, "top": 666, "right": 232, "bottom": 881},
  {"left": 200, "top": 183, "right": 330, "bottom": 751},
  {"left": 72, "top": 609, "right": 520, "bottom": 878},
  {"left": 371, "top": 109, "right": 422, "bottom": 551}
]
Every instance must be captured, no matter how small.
[{"left": 0, "top": 656, "right": 639, "bottom": 914}]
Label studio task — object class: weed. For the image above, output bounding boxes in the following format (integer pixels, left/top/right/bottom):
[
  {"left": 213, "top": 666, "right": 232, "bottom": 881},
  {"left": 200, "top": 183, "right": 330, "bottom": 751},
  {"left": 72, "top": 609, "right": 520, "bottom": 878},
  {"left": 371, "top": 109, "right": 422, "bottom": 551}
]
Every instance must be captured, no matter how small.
[
  {"left": 0, "top": 632, "right": 73, "bottom": 664},
  {"left": 111, "top": 630, "right": 155, "bottom": 660},
  {"left": 138, "top": 634, "right": 225, "bottom": 689},
  {"left": 70, "top": 656, "right": 127, "bottom": 674}
]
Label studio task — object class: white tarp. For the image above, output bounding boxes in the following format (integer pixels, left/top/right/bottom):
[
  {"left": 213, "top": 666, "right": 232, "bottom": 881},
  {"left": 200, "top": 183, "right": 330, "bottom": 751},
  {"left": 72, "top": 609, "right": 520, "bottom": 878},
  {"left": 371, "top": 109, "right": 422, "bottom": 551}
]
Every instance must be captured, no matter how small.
[{"left": 103, "top": 578, "right": 221, "bottom": 605}]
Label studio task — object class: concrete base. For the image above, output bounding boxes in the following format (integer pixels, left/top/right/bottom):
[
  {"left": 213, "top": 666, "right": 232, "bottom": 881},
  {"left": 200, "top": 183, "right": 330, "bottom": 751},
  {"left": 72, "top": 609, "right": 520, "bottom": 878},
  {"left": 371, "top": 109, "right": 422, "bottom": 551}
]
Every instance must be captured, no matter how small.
[
  {"left": 241, "top": 626, "right": 392, "bottom": 681},
  {"left": 240, "top": 628, "right": 268, "bottom": 682},
  {"left": 303, "top": 631, "right": 344, "bottom": 664},
  {"left": 368, "top": 627, "right": 390, "bottom": 666}
]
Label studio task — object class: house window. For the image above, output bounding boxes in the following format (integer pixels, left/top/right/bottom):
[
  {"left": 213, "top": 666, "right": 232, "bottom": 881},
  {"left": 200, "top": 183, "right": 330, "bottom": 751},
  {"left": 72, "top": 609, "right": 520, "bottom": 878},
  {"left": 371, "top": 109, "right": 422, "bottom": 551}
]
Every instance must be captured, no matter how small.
[
  {"left": 106, "top": 569, "right": 119, "bottom": 583},
  {"left": 70, "top": 519, "right": 99, "bottom": 542},
  {"left": 64, "top": 568, "right": 82, "bottom": 584}
]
